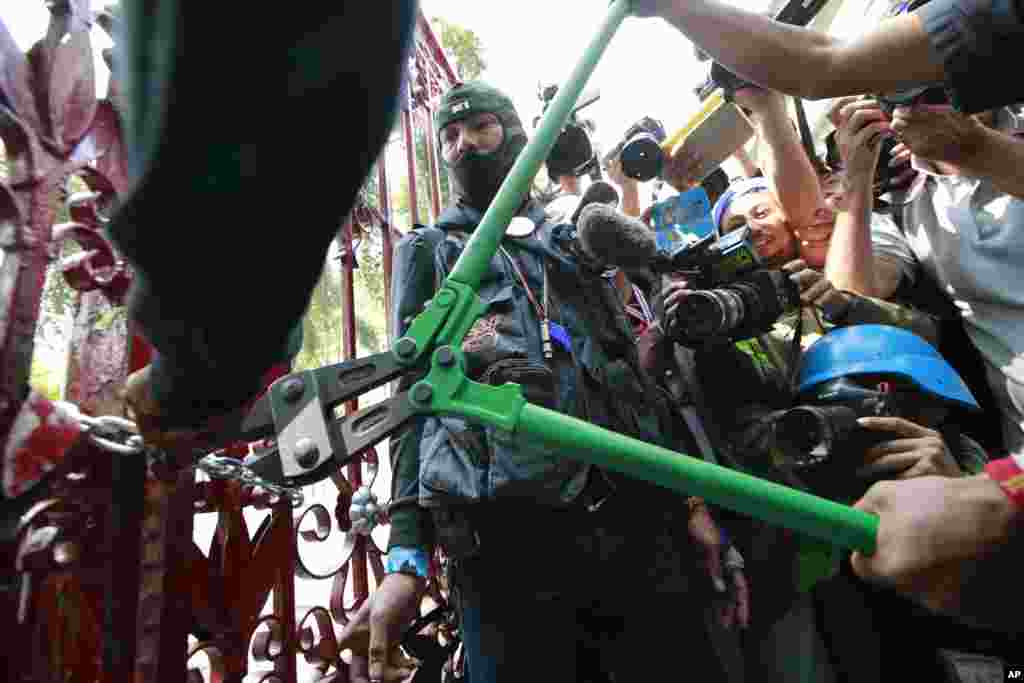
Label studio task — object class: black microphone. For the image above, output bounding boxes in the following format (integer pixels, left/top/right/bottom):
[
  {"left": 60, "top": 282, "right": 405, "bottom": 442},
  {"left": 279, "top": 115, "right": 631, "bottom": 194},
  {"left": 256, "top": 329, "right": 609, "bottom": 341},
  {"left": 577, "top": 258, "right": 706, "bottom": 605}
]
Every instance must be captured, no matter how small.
[
  {"left": 576, "top": 202, "right": 668, "bottom": 270},
  {"left": 569, "top": 180, "right": 620, "bottom": 225}
]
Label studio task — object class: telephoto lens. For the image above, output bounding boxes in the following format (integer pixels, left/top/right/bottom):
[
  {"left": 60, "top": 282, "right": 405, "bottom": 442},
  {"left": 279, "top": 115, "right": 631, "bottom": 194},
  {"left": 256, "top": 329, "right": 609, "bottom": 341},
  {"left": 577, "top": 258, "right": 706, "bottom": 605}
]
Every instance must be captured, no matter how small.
[
  {"left": 668, "top": 271, "right": 798, "bottom": 346},
  {"left": 773, "top": 405, "right": 860, "bottom": 465},
  {"left": 675, "top": 287, "right": 748, "bottom": 339}
]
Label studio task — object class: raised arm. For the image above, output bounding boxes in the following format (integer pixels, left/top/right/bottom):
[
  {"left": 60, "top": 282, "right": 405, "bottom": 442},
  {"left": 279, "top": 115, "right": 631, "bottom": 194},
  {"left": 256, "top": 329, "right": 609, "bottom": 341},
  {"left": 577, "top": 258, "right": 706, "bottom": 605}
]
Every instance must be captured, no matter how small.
[
  {"left": 637, "top": 0, "right": 941, "bottom": 100},
  {"left": 732, "top": 88, "right": 824, "bottom": 232}
]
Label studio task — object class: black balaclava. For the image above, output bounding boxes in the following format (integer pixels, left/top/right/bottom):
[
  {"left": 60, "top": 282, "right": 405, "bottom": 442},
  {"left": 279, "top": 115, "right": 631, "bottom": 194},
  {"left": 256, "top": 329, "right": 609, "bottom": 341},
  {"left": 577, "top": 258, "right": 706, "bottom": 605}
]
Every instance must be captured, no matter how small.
[{"left": 435, "top": 81, "right": 528, "bottom": 213}]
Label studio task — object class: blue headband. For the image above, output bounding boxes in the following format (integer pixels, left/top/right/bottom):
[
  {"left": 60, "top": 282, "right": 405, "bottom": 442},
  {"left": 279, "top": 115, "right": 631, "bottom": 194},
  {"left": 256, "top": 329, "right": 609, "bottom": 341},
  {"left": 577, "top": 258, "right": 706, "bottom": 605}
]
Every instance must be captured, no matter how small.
[{"left": 711, "top": 177, "right": 771, "bottom": 236}]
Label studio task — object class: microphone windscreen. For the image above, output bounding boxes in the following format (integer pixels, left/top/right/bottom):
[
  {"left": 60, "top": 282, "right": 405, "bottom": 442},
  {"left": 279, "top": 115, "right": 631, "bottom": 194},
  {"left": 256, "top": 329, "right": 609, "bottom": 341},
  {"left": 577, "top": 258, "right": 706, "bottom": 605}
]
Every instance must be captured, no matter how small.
[
  {"left": 576, "top": 203, "right": 659, "bottom": 269},
  {"left": 570, "top": 180, "right": 620, "bottom": 225}
]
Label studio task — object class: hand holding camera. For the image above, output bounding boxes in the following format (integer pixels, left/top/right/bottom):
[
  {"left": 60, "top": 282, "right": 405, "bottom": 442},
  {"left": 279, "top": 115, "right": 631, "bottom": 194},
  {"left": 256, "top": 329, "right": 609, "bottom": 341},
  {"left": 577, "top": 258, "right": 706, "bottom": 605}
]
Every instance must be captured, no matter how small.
[
  {"left": 603, "top": 116, "right": 668, "bottom": 182},
  {"left": 660, "top": 149, "right": 705, "bottom": 193},
  {"left": 606, "top": 155, "right": 636, "bottom": 189},
  {"left": 889, "top": 104, "right": 989, "bottom": 169},
  {"left": 856, "top": 416, "right": 963, "bottom": 480},
  {"left": 825, "top": 96, "right": 915, "bottom": 201},
  {"left": 780, "top": 259, "right": 851, "bottom": 321},
  {"left": 658, "top": 228, "right": 800, "bottom": 346},
  {"left": 576, "top": 203, "right": 799, "bottom": 346},
  {"left": 832, "top": 98, "right": 891, "bottom": 192}
]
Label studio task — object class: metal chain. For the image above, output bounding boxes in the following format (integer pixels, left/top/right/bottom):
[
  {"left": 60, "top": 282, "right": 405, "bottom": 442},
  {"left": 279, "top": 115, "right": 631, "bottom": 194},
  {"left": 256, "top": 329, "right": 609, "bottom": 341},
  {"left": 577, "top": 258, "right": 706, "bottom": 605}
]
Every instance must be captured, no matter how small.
[
  {"left": 195, "top": 454, "right": 304, "bottom": 507},
  {"left": 54, "top": 402, "right": 304, "bottom": 507},
  {"left": 56, "top": 401, "right": 146, "bottom": 455}
]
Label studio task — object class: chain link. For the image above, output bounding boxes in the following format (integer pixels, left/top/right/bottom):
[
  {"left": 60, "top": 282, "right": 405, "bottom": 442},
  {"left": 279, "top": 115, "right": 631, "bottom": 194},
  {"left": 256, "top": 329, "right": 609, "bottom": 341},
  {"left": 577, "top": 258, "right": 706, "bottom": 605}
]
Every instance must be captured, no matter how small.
[
  {"left": 57, "top": 401, "right": 146, "bottom": 455},
  {"left": 195, "top": 454, "right": 304, "bottom": 507},
  {"left": 54, "top": 401, "right": 304, "bottom": 507}
]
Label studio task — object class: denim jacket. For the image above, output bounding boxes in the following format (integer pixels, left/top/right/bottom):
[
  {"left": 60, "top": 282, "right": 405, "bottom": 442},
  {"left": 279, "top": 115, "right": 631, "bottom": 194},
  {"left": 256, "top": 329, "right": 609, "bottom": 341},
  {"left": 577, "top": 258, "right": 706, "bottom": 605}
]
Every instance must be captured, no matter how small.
[{"left": 387, "top": 200, "right": 672, "bottom": 551}]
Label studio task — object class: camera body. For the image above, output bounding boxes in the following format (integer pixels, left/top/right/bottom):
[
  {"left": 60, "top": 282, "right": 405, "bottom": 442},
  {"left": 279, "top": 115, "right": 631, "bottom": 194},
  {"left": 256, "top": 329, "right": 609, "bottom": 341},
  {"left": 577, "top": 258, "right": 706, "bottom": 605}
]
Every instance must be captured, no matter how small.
[
  {"left": 537, "top": 83, "right": 602, "bottom": 182},
  {"left": 875, "top": 84, "right": 950, "bottom": 118},
  {"left": 659, "top": 227, "right": 800, "bottom": 346},
  {"left": 772, "top": 378, "right": 907, "bottom": 501},
  {"left": 603, "top": 116, "right": 668, "bottom": 182}
]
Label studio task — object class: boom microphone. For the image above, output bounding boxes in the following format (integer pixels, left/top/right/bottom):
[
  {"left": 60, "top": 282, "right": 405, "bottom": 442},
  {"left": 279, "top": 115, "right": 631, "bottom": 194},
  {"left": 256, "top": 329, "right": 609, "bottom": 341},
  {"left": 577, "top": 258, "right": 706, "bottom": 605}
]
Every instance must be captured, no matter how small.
[
  {"left": 570, "top": 180, "right": 620, "bottom": 225},
  {"left": 576, "top": 203, "right": 667, "bottom": 270}
]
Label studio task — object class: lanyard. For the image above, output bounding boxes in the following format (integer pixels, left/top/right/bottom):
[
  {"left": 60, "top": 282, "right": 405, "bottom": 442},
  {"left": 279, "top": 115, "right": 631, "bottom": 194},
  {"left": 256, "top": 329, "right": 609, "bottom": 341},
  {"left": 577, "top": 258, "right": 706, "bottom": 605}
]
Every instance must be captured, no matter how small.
[
  {"left": 624, "top": 284, "right": 654, "bottom": 336},
  {"left": 498, "top": 244, "right": 555, "bottom": 359}
]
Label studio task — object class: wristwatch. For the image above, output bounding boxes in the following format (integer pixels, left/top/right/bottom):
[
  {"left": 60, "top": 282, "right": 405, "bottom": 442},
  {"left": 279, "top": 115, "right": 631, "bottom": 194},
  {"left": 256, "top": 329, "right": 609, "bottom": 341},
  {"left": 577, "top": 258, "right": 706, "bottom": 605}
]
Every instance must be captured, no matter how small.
[{"left": 385, "top": 546, "right": 430, "bottom": 579}]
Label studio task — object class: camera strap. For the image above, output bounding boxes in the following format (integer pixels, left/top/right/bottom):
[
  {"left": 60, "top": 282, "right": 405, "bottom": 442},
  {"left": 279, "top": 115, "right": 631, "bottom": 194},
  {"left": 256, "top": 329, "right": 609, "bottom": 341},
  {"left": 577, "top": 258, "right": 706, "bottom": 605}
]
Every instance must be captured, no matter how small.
[{"left": 499, "top": 244, "right": 561, "bottom": 361}]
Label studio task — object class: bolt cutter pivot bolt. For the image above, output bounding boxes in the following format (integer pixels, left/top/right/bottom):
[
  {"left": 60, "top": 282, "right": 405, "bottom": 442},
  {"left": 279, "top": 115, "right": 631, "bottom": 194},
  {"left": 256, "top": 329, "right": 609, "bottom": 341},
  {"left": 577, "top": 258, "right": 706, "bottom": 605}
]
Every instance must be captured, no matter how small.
[
  {"left": 282, "top": 377, "right": 305, "bottom": 402},
  {"left": 412, "top": 384, "right": 434, "bottom": 404},
  {"left": 294, "top": 437, "right": 319, "bottom": 469},
  {"left": 396, "top": 338, "right": 417, "bottom": 358},
  {"left": 437, "top": 347, "right": 455, "bottom": 367}
]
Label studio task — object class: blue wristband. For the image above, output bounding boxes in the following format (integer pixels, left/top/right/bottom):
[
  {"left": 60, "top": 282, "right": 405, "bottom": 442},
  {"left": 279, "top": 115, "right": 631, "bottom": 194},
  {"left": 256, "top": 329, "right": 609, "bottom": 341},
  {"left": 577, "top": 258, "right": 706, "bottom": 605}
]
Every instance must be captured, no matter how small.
[{"left": 385, "top": 546, "right": 430, "bottom": 578}]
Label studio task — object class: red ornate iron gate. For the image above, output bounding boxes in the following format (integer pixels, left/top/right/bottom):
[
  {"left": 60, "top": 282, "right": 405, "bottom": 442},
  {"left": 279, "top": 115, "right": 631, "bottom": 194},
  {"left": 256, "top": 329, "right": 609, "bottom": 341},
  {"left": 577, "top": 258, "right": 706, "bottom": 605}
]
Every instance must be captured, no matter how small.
[{"left": 0, "top": 4, "right": 456, "bottom": 681}]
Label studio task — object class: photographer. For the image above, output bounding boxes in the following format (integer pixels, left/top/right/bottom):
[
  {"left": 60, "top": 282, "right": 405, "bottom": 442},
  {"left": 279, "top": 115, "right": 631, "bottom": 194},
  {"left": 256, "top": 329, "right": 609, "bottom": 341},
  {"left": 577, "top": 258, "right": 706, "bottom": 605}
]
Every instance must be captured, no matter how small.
[
  {"left": 375, "top": 80, "right": 744, "bottom": 683},
  {"left": 632, "top": 0, "right": 1024, "bottom": 115},
  {"left": 543, "top": 132, "right": 590, "bottom": 224},
  {"left": 721, "top": 84, "right": 917, "bottom": 297},
  {"left": 606, "top": 155, "right": 643, "bottom": 218},
  {"left": 537, "top": 83, "right": 602, "bottom": 224},
  {"left": 765, "top": 326, "right": 1010, "bottom": 679},
  {"left": 825, "top": 102, "right": 1024, "bottom": 456}
]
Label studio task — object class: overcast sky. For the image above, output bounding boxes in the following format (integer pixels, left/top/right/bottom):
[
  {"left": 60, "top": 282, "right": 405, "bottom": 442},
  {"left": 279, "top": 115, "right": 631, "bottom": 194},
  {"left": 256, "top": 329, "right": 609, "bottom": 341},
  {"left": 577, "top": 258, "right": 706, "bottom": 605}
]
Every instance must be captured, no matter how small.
[
  {"left": 3, "top": 0, "right": 756, "bottom": 153},
  {"left": 2, "top": 0, "right": 888, "bottom": 220},
  {"left": 418, "top": 0, "right": 777, "bottom": 155}
]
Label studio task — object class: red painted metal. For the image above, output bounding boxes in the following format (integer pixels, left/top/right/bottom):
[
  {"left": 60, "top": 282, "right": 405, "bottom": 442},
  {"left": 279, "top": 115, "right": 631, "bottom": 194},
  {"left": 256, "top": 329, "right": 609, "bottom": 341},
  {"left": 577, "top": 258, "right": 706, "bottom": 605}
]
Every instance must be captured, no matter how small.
[
  {"left": 422, "top": 107, "right": 444, "bottom": 222},
  {"left": 416, "top": 14, "right": 459, "bottom": 89},
  {"left": 401, "top": 109, "right": 422, "bottom": 227},
  {"left": 377, "top": 158, "right": 394, "bottom": 325},
  {"left": 2, "top": 7, "right": 458, "bottom": 682},
  {"left": 338, "top": 215, "right": 371, "bottom": 610}
]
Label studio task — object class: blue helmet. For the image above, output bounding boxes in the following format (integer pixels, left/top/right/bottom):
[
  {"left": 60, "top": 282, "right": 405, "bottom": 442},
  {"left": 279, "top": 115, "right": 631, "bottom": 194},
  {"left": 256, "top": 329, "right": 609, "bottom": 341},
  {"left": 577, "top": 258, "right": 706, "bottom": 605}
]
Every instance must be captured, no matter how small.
[{"left": 798, "top": 325, "right": 980, "bottom": 410}]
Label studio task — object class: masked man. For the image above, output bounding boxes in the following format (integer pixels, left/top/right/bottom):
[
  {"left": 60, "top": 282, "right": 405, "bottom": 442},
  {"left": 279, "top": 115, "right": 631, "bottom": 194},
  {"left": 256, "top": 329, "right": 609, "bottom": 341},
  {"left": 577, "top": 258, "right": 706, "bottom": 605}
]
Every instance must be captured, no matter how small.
[{"left": 363, "top": 81, "right": 747, "bottom": 683}]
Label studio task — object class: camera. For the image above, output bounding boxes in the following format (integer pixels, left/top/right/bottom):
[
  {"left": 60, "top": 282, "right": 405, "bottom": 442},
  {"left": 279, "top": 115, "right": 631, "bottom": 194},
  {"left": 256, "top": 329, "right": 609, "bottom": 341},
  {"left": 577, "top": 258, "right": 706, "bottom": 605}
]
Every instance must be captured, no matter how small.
[
  {"left": 603, "top": 116, "right": 668, "bottom": 182},
  {"left": 536, "top": 83, "right": 602, "bottom": 183},
  {"left": 876, "top": 84, "right": 950, "bottom": 118},
  {"left": 772, "top": 377, "right": 907, "bottom": 500},
  {"left": 659, "top": 226, "right": 800, "bottom": 346},
  {"left": 824, "top": 129, "right": 905, "bottom": 198}
]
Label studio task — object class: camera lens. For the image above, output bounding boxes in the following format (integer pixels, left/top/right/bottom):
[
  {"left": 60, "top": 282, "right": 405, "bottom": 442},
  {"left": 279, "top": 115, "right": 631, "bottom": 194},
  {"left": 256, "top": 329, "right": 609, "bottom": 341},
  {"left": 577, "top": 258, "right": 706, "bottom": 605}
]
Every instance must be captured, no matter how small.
[
  {"left": 620, "top": 133, "right": 664, "bottom": 182},
  {"left": 677, "top": 288, "right": 745, "bottom": 338},
  {"left": 775, "top": 406, "right": 830, "bottom": 456},
  {"left": 775, "top": 405, "right": 861, "bottom": 462}
]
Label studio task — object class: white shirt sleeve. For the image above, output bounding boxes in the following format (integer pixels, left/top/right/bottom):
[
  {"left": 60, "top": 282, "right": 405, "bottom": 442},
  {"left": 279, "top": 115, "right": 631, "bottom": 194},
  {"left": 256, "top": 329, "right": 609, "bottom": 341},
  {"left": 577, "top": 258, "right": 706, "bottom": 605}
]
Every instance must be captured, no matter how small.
[
  {"left": 544, "top": 194, "right": 582, "bottom": 225},
  {"left": 870, "top": 212, "right": 919, "bottom": 286}
]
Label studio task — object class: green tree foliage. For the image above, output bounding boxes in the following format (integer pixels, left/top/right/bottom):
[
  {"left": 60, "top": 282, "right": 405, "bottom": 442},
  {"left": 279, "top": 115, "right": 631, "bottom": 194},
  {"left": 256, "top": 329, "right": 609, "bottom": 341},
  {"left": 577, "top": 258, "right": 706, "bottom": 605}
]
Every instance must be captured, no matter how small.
[
  {"left": 430, "top": 17, "right": 487, "bottom": 81},
  {"left": 292, "top": 232, "right": 388, "bottom": 372},
  {"left": 392, "top": 120, "right": 450, "bottom": 229}
]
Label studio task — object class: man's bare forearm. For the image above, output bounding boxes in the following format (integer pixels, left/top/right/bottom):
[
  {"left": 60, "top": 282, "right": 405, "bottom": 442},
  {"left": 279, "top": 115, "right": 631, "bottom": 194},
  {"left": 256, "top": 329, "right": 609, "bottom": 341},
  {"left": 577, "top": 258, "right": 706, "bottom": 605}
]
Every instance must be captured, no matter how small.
[
  {"left": 746, "top": 92, "right": 823, "bottom": 228},
  {"left": 651, "top": 0, "right": 944, "bottom": 99},
  {"left": 825, "top": 189, "right": 875, "bottom": 296}
]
